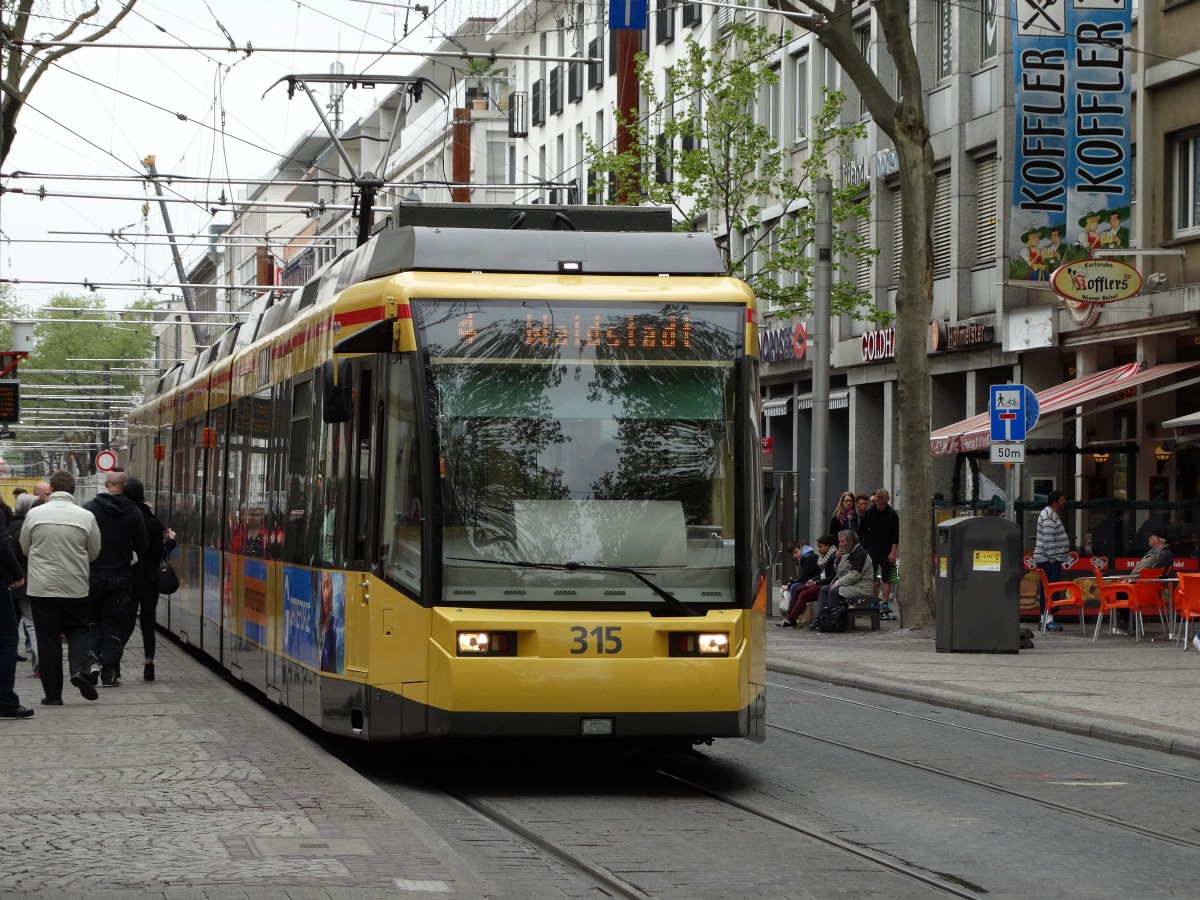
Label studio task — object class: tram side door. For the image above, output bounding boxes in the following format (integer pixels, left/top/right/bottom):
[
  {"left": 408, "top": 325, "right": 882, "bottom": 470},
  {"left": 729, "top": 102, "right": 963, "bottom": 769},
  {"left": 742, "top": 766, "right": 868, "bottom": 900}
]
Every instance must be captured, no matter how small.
[{"left": 345, "top": 357, "right": 380, "bottom": 675}]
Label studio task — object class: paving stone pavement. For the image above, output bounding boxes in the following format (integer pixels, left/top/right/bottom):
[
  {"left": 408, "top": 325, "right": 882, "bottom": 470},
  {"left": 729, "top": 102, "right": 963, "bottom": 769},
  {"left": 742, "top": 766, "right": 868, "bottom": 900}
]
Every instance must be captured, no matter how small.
[
  {"left": 767, "top": 611, "right": 1200, "bottom": 759},
  {"left": 0, "top": 635, "right": 485, "bottom": 899}
]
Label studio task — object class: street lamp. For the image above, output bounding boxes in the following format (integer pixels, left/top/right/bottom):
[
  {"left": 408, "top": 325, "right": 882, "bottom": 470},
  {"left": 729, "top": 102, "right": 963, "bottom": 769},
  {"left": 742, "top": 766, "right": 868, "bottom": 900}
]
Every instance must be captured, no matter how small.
[{"left": 1154, "top": 445, "right": 1172, "bottom": 474}]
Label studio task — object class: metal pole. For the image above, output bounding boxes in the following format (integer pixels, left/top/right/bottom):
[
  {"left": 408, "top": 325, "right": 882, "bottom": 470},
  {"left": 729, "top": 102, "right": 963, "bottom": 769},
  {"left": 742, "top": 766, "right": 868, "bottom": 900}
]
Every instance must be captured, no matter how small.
[
  {"left": 143, "top": 157, "right": 206, "bottom": 346},
  {"left": 809, "top": 178, "right": 833, "bottom": 545}
]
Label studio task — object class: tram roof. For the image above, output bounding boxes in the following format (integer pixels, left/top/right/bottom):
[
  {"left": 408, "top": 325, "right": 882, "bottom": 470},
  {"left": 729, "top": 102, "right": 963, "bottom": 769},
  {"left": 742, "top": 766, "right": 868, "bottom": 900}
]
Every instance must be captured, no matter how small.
[{"left": 337, "top": 204, "right": 727, "bottom": 284}]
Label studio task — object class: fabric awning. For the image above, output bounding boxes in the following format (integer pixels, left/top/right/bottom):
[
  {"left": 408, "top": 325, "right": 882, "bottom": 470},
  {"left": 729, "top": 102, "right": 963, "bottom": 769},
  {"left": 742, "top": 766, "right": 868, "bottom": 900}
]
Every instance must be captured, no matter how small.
[
  {"left": 1162, "top": 410, "right": 1200, "bottom": 429},
  {"left": 762, "top": 396, "right": 791, "bottom": 418},
  {"left": 797, "top": 389, "right": 849, "bottom": 411},
  {"left": 930, "top": 361, "right": 1200, "bottom": 456}
]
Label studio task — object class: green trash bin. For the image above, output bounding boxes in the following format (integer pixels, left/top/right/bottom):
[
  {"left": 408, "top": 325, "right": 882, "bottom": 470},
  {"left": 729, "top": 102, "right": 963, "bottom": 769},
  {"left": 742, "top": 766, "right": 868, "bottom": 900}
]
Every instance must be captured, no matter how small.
[{"left": 935, "top": 516, "right": 1021, "bottom": 653}]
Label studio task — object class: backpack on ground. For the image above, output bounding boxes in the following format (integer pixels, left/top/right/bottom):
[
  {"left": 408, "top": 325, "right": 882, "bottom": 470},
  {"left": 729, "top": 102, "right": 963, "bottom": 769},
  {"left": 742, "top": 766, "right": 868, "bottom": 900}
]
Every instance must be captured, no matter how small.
[{"left": 814, "top": 602, "right": 848, "bottom": 633}]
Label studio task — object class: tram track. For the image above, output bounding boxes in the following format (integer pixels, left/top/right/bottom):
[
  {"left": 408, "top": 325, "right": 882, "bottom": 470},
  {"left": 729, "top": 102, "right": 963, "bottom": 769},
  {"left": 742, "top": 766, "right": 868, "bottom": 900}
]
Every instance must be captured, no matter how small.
[
  {"left": 653, "top": 763, "right": 990, "bottom": 899},
  {"left": 769, "top": 680, "right": 1200, "bottom": 852},
  {"left": 432, "top": 767, "right": 989, "bottom": 899},
  {"left": 433, "top": 780, "right": 654, "bottom": 899}
]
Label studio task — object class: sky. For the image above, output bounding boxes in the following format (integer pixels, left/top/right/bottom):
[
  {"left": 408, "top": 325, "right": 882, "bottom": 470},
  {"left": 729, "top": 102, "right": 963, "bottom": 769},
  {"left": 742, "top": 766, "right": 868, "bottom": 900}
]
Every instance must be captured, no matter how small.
[{"left": 1, "top": 0, "right": 505, "bottom": 312}]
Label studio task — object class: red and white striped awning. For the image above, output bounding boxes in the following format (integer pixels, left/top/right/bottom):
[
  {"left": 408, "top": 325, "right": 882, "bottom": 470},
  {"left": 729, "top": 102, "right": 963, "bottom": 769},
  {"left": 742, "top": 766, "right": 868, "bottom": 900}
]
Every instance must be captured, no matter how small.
[{"left": 929, "top": 361, "right": 1200, "bottom": 456}]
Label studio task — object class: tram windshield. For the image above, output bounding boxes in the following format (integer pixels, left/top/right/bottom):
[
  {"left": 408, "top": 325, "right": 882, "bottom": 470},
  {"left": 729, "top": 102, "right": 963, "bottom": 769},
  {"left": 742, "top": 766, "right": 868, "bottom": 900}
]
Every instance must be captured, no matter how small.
[{"left": 413, "top": 299, "right": 745, "bottom": 607}]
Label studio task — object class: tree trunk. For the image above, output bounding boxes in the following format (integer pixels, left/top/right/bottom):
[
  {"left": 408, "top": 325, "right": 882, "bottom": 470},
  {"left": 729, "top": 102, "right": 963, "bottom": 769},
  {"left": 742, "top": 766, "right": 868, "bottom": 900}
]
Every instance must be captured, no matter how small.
[{"left": 892, "top": 120, "right": 936, "bottom": 626}]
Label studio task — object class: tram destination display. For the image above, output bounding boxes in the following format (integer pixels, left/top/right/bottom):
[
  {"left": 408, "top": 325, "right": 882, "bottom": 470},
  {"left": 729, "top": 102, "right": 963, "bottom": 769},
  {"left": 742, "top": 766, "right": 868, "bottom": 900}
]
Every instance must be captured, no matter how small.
[{"left": 414, "top": 301, "right": 744, "bottom": 362}]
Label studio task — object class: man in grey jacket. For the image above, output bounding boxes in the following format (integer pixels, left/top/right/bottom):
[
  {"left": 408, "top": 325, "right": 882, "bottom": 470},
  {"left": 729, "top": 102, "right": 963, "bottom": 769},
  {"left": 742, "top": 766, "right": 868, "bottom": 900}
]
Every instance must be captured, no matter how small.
[{"left": 20, "top": 469, "right": 102, "bottom": 704}]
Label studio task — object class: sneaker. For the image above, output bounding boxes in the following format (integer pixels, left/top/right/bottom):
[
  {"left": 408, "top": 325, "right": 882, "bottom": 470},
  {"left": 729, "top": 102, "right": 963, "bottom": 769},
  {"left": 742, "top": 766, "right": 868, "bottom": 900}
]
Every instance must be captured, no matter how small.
[
  {"left": 144, "top": 663, "right": 155, "bottom": 682},
  {"left": 0, "top": 706, "right": 34, "bottom": 719},
  {"left": 881, "top": 613, "right": 898, "bottom": 621},
  {"left": 774, "top": 620, "right": 796, "bottom": 628},
  {"left": 70, "top": 674, "right": 99, "bottom": 702},
  {"left": 40, "top": 697, "right": 63, "bottom": 706},
  {"left": 1045, "top": 622, "right": 1063, "bottom": 632},
  {"left": 1192, "top": 635, "right": 1200, "bottom": 653},
  {"left": 88, "top": 661, "right": 102, "bottom": 686}
]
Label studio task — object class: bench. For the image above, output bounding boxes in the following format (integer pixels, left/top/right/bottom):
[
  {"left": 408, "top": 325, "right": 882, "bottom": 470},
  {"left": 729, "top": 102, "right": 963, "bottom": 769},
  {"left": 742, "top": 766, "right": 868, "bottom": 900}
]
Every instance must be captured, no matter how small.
[{"left": 847, "top": 606, "right": 881, "bottom": 631}]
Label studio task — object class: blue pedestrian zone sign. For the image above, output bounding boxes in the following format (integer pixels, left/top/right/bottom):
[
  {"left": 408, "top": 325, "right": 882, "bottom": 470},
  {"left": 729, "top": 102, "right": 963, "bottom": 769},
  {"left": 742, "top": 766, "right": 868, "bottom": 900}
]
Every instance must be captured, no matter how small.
[
  {"left": 609, "top": 0, "right": 647, "bottom": 29},
  {"left": 989, "top": 384, "right": 1039, "bottom": 442}
]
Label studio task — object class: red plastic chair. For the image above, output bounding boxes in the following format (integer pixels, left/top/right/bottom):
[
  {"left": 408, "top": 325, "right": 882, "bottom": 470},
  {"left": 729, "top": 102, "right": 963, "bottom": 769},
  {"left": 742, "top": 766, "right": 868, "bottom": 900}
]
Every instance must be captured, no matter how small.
[
  {"left": 1173, "top": 573, "right": 1200, "bottom": 649},
  {"left": 1091, "top": 560, "right": 1140, "bottom": 641},
  {"left": 1131, "top": 567, "right": 1167, "bottom": 637},
  {"left": 1034, "top": 565, "right": 1085, "bottom": 635}
]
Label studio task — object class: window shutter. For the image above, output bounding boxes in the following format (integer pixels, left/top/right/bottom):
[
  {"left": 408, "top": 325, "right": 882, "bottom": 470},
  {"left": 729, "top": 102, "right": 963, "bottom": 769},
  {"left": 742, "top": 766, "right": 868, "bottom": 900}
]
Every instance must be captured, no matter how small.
[
  {"left": 855, "top": 205, "right": 872, "bottom": 293},
  {"left": 486, "top": 140, "right": 506, "bottom": 184},
  {"left": 588, "top": 38, "right": 603, "bottom": 89},
  {"left": 933, "top": 172, "right": 951, "bottom": 278},
  {"left": 656, "top": 2, "right": 675, "bottom": 45},
  {"left": 508, "top": 91, "right": 529, "bottom": 137},
  {"left": 568, "top": 56, "right": 583, "bottom": 103},
  {"left": 531, "top": 80, "right": 545, "bottom": 127},
  {"left": 549, "top": 67, "right": 563, "bottom": 115},
  {"left": 974, "top": 156, "right": 997, "bottom": 265}
]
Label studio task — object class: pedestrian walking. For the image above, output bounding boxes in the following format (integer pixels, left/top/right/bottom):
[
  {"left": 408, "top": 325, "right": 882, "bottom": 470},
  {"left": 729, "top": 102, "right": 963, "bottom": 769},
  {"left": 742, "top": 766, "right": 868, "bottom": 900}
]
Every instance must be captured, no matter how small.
[
  {"left": 0, "top": 518, "right": 33, "bottom": 719},
  {"left": 121, "top": 479, "right": 175, "bottom": 681},
  {"left": 19, "top": 469, "right": 101, "bottom": 704},
  {"left": 31, "top": 481, "right": 51, "bottom": 506},
  {"left": 84, "top": 470, "right": 147, "bottom": 687},
  {"left": 7, "top": 493, "right": 38, "bottom": 677},
  {"left": 1033, "top": 490, "right": 1072, "bottom": 632}
]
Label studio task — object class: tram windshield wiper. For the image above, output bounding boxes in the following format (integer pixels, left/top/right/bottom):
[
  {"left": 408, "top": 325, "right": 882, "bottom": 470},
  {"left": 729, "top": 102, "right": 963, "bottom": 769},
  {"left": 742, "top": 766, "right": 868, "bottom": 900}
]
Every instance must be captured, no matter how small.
[{"left": 446, "top": 557, "right": 704, "bottom": 617}]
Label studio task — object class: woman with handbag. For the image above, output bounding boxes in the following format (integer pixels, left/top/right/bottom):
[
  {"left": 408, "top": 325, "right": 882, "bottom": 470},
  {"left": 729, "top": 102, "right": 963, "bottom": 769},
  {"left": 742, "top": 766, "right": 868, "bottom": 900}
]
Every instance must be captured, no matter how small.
[{"left": 122, "top": 480, "right": 176, "bottom": 681}]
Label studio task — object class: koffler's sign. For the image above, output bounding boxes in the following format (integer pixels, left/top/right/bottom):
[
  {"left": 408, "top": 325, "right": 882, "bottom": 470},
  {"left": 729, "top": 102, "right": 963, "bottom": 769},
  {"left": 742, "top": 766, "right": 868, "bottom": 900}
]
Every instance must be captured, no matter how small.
[{"left": 1050, "top": 258, "right": 1142, "bottom": 305}]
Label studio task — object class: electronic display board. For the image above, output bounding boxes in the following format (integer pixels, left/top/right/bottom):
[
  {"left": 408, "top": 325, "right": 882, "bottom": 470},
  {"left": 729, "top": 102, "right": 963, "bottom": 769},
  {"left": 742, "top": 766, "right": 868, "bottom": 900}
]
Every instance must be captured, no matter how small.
[{"left": 0, "top": 382, "right": 18, "bottom": 424}]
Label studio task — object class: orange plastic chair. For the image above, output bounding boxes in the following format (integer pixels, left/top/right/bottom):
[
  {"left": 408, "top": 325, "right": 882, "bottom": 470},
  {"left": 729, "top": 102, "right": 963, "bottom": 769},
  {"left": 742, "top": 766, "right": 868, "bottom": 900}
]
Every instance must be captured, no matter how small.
[
  {"left": 1035, "top": 566, "right": 1085, "bottom": 635},
  {"left": 1091, "top": 561, "right": 1140, "bottom": 641},
  {"left": 1173, "top": 573, "right": 1200, "bottom": 649},
  {"left": 1131, "top": 567, "right": 1168, "bottom": 636}
]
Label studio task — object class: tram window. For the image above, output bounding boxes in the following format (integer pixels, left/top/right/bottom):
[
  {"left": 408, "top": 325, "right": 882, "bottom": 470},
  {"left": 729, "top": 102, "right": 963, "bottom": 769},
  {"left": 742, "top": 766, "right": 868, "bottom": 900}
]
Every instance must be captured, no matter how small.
[
  {"left": 283, "top": 379, "right": 313, "bottom": 564},
  {"left": 171, "top": 427, "right": 185, "bottom": 529}
]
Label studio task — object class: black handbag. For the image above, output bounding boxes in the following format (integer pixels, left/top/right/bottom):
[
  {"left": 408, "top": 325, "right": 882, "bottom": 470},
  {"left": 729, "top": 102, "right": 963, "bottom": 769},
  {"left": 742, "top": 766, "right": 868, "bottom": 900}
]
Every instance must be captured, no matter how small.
[{"left": 157, "top": 559, "right": 180, "bottom": 594}]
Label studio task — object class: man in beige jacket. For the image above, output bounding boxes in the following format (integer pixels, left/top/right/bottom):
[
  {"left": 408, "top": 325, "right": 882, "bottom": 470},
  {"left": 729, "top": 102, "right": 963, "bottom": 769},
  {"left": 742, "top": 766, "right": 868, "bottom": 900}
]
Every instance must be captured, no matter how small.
[{"left": 20, "top": 470, "right": 102, "bottom": 704}]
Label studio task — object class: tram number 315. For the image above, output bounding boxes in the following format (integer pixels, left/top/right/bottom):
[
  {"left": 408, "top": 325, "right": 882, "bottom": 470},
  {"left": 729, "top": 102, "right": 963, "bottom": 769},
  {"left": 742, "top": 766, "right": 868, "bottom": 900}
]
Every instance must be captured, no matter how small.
[{"left": 570, "top": 626, "right": 623, "bottom": 654}]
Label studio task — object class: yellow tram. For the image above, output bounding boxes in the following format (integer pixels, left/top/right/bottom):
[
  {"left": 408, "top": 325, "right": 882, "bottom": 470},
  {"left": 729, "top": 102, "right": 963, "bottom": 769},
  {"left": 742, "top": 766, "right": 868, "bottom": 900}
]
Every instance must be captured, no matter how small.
[{"left": 126, "top": 205, "right": 767, "bottom": 744}]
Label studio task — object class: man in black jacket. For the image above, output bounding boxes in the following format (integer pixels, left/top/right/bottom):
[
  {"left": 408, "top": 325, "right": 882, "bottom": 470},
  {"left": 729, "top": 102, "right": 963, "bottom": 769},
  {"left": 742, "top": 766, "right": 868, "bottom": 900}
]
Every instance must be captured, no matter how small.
[
  {"left": 84, "top": 470, "right": 147, "bottom": 686},
  {"left": 0, "top": 523, "right": 32, "bottom": 718},
  {"left": 862, "top": 488, "right": 900, "bottom": 617}
]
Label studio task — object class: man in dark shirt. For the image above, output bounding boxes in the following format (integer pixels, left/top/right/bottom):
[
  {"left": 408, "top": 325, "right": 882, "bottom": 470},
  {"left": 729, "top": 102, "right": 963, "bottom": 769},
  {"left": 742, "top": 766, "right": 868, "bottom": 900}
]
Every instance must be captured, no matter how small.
[
  {"left": 84, "top": 471, "right": 147, "bottom": 687},
  {"left": 862, "top": 488, "right": 900, "bottom": 615}
]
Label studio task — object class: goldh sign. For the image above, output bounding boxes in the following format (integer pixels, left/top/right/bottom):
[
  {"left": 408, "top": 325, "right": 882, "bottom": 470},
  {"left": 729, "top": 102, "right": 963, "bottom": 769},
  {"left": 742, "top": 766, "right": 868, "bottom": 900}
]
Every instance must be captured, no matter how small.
[{"left": 1049, "top": 258, "right": 1143, "bottom": 305}]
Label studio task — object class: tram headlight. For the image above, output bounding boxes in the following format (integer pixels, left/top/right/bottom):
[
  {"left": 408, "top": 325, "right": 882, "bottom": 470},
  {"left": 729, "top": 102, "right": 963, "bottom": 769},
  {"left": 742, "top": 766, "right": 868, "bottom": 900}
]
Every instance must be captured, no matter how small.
[
  {"left": 669, "top": 632, "right": 731, "bottom": 657},
  {"left": 697, "top": 632, "right": 730, "bottom": 656},
  {"left": 457, "top": 632, "right": 490, "bottom": 654},
  {"left": 456, "top": 631, "right": 517, "bottom": 656}
]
